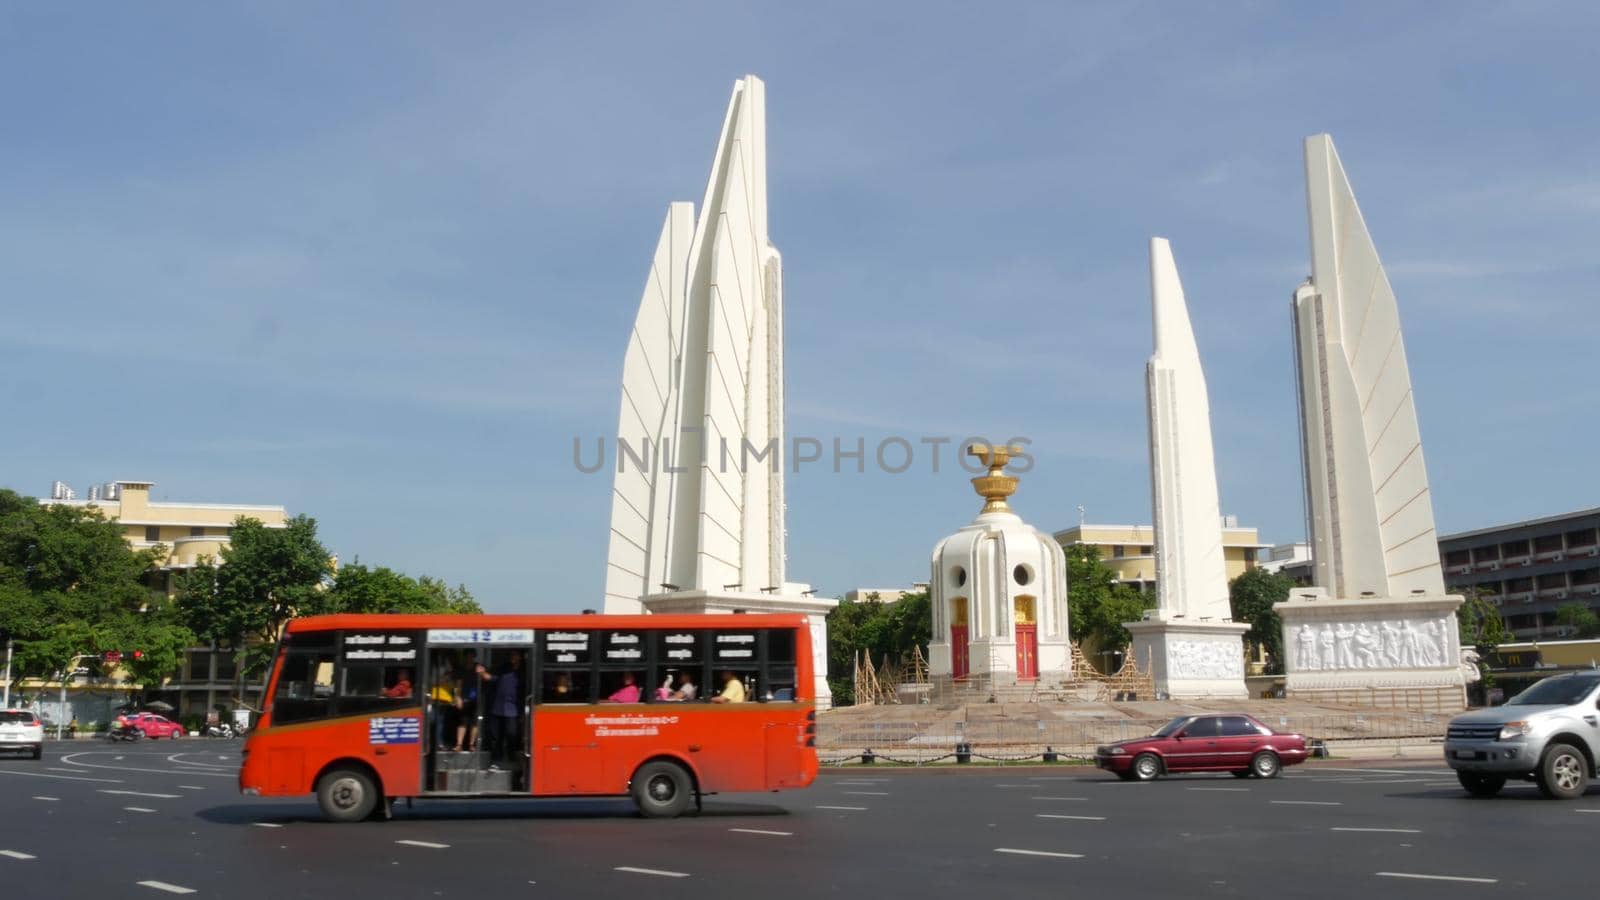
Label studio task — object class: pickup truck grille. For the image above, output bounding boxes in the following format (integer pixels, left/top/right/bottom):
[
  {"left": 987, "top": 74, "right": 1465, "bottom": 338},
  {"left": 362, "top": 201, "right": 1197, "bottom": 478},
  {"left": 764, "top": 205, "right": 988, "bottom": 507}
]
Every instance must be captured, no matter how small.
[{"left": 1447, "top": 725, "right": 1500, "bottom": 741}]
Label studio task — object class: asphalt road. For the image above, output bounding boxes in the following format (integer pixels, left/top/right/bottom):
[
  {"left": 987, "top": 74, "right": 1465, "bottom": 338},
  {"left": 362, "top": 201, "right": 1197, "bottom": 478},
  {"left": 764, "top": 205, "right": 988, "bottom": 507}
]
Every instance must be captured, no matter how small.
[{"left": 1, "top": 742, "right": 1596, "bottom": 899}]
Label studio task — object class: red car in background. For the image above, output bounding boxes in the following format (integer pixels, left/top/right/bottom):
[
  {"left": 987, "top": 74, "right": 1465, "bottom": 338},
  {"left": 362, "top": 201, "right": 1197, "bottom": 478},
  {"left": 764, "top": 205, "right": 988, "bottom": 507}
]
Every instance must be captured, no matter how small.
[
  {"left": 114, "top": 712, "right": 185, "bottom": 739},
  {"left": 1095, "top": 713, "right": 1308, "bottom": 781}
]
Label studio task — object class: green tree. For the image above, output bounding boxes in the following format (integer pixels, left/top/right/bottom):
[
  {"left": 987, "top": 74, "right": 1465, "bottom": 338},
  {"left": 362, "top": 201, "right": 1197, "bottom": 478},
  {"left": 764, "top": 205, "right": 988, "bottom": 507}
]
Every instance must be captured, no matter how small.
[
  {"left": 1554, "top": 602, "right": 1600, "bottom": 638},
  {"left": 1228, "top": 567, "right": 1296, "bottom": 675},
  {"left": 823, "top": 588, "right": 932, "bottom": 704},
  {"left": 326, "top": 562, "right": 482, "bottom": 614},
  {"left": 1456, "top": 586, "right": 1511, "bottom": 696},
  {"left": 0, "top": 488, "right": 192, "bottom": 686},
  {"left": 176, "top": 515, "right": 336, "bottom": 702},
  {"left": 1066, "top": 543, "right": 1153, "bottom": 655}
]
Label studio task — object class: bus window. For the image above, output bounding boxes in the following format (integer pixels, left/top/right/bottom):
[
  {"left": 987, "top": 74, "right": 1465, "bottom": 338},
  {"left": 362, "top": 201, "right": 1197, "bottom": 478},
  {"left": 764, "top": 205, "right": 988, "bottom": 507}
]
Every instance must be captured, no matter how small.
[
  {"left": 599, "top": 631, "right": 646, "bottom": 703},
  {"left": 654, "top": 630, "right": 705, "bottom": 701},
  {"left": 712, "top": 629, "right": 759, "bottom": 702},
  {"left": 763, "top": 629, "right": 798, "bottom": 701},
  {"left": 339, "top": 631, "right": 421, "bottom": 716},
  {"left": 272, "top": 634, "right": 338, "bottom": 724},
  {"left": 540, "top": 630, "right": 593, "bottom": 703}
]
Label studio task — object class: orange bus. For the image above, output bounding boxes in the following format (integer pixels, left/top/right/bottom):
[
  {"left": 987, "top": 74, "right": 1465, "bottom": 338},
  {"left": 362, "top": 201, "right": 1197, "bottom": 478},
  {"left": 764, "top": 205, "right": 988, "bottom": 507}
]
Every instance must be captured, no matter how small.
[{"left": 239, "top": 613, "right": 818, "bottom": 821}]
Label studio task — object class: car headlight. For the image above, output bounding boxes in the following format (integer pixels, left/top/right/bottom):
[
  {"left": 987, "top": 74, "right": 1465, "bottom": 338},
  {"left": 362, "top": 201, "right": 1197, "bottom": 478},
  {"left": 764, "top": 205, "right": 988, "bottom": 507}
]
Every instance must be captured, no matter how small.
[
  {"left": 1498, "top": 721, "right": 1532, "bottom": 740},
  {"left": 1106, "top": 746, "right": 1126, "bottom": 755}
]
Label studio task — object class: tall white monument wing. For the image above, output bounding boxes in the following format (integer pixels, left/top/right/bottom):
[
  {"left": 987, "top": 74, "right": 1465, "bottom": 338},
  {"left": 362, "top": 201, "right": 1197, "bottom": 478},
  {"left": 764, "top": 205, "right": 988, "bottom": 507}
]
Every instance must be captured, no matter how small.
[
  {"left": 1146, "top": 238, "right": 1230, "bottom": 620},
  {"left": 604, "top": 203, "right": 694, "bottom": 611},
  {"left": 604, "top": 75, "right": 786, "bottom": 611},
  {"left": 1295, "top": 134, "right": 1444, "bottom": 599}
]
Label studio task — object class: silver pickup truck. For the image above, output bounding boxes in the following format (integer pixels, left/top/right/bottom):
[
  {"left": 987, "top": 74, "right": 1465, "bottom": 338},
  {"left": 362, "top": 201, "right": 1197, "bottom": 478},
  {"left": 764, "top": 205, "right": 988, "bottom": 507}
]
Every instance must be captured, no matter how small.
[{"left": 1444, "top": 671, "right": 1600, "bottom": 799}]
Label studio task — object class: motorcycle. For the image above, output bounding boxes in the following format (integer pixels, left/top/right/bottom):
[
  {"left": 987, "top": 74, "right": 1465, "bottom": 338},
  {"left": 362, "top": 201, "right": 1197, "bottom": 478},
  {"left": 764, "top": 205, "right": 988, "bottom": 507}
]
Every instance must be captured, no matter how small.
[
  {"left": 201, "top": 722, "right": 236, "bottom": 738},
  {"left": 107, "top": 725, "right": 144, "bottom": 742}
]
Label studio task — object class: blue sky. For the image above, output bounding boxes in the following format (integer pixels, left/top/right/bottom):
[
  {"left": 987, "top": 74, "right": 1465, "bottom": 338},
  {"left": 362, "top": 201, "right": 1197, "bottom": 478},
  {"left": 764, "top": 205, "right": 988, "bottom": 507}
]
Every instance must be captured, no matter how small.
[{"left": 3, "top": 3, "right": 1597, "bottom": 612}]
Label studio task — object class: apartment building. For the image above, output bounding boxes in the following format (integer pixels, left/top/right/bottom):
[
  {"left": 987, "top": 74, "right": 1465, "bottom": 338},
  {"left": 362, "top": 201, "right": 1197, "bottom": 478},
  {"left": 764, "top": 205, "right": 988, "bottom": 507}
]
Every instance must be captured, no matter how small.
[{"left": 1439, "top": 507, "right": 1600, "bottom": 640}]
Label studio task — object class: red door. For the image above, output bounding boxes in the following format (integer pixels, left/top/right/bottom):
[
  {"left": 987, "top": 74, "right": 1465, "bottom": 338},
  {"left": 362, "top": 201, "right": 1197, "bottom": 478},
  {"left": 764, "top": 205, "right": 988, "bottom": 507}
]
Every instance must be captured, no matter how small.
[
  {"left": 1015, "top": 624, "right": 1038, "bottom": 680},
  {"left": 950, "top": 626, "right": 969, "bottom": 679}
]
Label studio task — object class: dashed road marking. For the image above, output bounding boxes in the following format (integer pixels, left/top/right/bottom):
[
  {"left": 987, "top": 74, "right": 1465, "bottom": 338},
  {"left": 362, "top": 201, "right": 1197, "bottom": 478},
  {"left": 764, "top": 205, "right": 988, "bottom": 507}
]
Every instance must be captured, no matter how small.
[
  {"left": 178, "top": 786, "right": 206, "bottom": 791},
  {"left": 1334, "top": 827, "right": 1421, "bottom": 834},
  {"left": 1576, "top": 809, "right": 1600, "bottom": 814},
  {"left": 137, "top": 881, "right": 197, "bottom": 894},
  {"left": 101, "top": 790, "right": 181, "bottom": 799},
  {"left": 1036, "top": 814, "right": 1105, "bottom": 821},
  {"left": 32, "top": 796, "right": 59, "bottom": 802},
  {"left": 1271, "top": 800, "right": 1342, "bottom": 806},
  {"left": 615, "top": 866, "right": 690, "bottom": 878},
  {"left": 994, "top": 848, "right": 1084, "bottom": 859},
  {"left": 1030, "top": 796, "right": 1088, "bottom": 801},
  {"left": 253, "top": 823, "right": 284, "bottom": 828},
  {"left": 124, "top": 807, "right": 157, "bottom": 813},
  {"left": 729, "top": 828, "right": 792, "bottom": 836},
  {"left": 816, "top": 805, "right": 868, "bottom": 811},
  {"left": 1, "top": 850, "right": 37, "bottom": 860},
  {"left": 842, "top": 791, "right": 889, "bottom": 796},
  {"left": 395, "top": 840, "right": 450, "bottom": 849},
  {"left": 1187, "top": 787, "right": 1249, "bottom": 792},
  {"left": 0, "top": 770, "right": 121, "bottom": 783},
  {"left": 1376, "top": 872, "right": 1495, "bottom": 884}
]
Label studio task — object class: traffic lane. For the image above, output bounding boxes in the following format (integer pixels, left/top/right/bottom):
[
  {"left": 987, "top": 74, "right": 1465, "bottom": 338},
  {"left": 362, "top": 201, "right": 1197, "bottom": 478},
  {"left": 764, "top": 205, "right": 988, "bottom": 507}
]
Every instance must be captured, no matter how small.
[{"left": 6, "top": 754, "right": 1599, "bottom": 899}]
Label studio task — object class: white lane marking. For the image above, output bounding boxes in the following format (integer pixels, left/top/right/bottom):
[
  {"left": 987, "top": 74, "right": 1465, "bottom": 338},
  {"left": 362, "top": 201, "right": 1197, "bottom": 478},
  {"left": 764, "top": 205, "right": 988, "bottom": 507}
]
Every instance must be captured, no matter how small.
[
  {"left": 1036, "top": 814, "right": 1106, "bottom": 821},
  {"left": 178, "top": 786, "right": 205, "bottom": 791},
  {"left": 1333, "top": 827, "right": 1422, "bottom": 834},
  {"left": 114, "top": 756, "right": 123, "bottom": 761},
  {"left": 1271, "top": 800, "right": 1343, "bottom": 806},
  {"left": 58, "top": 753, "right": 233, "bottom": 778},
  {"left": 32, "top": 796, "right": 59, "bottom": 802},
  {"left": 994, "top": 783, "right": 1033, "bottom": 788},
  {"left": 816, "top": 805, "right": 868, "bottom": 811},
  {"left": 1187, "top": 787, "right": 1249, "bottom": 792},
  {"left": 395, "top": 840, "right": 450, "bottom": 849},
  {"left": 101, "top": 790, "right": 181, "bottom": 799},
  {"left": 124, "top": 807, "right": 157, "bottom": 813},
  {"left": 137, "top": 881, "right": 198, "bottom": 894},
  {"left": 1030, "top": 796, "right": 1088, "bottom": 801},
  {"left": 1347, "top": 778, "right": 1431, "bottom": 785},
  {"left": 0, "top": 769, "right": 122, "bottom": 784},
  {"left": 1, "top": 850, "right": 37, "bottom": 860},
  {"left": 615, "top": 866, "right": 690, "bottom": 878},
  {"left": 167, "top": 753, "right": 235, "bottom": 768},
  {"left": 1320, "top": 767, "right": 1452, "bottom": 775},
  {"left": 1029, "top": 776, "right": 1081, "bottom": 780},
  {"left": 994, "top": 848, "right": 1084, "bottom": 859},
  {"left": 833, "top": 780, "right": 886, "bottom": 785},
  {"left": 48, "top": 767, "right": 84, "bottom": 773},
  {"left": 1376, "top": 872, "right": 1496, "bottom": 884},
  {"left": 253, "top": 823, "right": 284, "bottom": 828},
  {"left": 1574, "top": 809, "right": 1600, "bottom": 814},
  {"left": 728, "top": 828, "right": 792, "bottom": 836},
  {"left": 842, "top": 791, "right": 889, "bottom": 796}
]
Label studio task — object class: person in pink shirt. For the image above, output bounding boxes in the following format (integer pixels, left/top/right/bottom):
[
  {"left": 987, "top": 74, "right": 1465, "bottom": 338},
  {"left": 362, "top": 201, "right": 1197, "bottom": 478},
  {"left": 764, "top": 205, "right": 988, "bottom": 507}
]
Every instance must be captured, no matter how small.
[{"left": 606, "top": 672, "right": 642, "bottom": 703}]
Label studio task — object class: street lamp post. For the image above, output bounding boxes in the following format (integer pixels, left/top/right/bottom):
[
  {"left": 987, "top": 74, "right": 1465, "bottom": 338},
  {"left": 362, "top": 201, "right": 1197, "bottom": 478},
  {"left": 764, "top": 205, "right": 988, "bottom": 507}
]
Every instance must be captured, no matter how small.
[
  {"left": 55, "top": 654, "right": 91, "bottom": 741},
  {"left": 2, "top": 638, "right": 13, "bottom": 708}
]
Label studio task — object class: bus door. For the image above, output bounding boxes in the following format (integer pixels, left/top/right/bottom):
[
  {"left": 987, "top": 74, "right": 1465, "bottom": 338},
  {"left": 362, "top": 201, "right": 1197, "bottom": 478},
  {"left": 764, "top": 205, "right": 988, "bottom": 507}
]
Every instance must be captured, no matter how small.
[{"left": 421, "top": 628, "right": 534, "bottom": 794}]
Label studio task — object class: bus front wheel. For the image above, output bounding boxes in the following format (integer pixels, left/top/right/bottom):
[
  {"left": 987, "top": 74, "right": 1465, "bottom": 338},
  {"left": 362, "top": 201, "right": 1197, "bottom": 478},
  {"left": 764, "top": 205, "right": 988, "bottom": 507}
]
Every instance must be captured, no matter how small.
[
  {"left": 631, "top": 761, "right": 693, "bottom": 818},
  {"left": 317, "top": 767, "right": 380, "bottom": 823}
]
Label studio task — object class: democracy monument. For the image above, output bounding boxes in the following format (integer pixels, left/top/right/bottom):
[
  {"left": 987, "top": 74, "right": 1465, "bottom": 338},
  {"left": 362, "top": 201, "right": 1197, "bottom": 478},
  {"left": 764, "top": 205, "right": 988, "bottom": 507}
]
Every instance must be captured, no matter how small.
[{"left": 598, "top": 75, "right": 1467, "bottom": 715}]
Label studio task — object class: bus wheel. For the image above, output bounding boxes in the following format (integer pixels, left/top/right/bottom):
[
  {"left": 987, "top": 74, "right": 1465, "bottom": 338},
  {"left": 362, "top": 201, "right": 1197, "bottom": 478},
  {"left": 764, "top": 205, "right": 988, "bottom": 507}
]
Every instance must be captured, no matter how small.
[
  {"left": 317, "top": 768, "right": 379, "bottom": 823},
  {"left": 631, "top": 761, "right": 693, "bottom": 818}
]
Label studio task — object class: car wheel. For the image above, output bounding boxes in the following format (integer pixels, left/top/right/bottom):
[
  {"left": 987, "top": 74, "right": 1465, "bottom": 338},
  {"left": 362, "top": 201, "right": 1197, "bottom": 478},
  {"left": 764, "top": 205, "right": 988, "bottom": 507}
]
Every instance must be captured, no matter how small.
[
  {"left": 1456, "top": 771, "right": 1506, "bottom": 798},
  {"left": 1250, "top": 751, "right": 1282, "bottom": 779},
  {"left": 1131, "top": 752, "right": 1162, "bottom": 782},
  {"left": 631, "top": 760, "right": 694, "bottom": 818},
  {"left": 317, "top": 768, "right": 380, "bottom": 823},
  {"left": 32, "top": 746, "right": 42, "bottom": 760},
  {"left": 1535, "top": 743, "right": 1588, "bottom": 800},
  {"left": 1231, "top": 770, "right": 1253, "bottom": 779}
]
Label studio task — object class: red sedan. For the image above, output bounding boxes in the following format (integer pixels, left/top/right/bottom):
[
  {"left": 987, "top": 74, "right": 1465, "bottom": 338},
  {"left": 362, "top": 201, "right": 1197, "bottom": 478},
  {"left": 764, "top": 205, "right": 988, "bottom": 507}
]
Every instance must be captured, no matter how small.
[
  {"left": 1094, "top": 713, "right": 1308, "bottom": 781},
  {"left": 115, "top": 712, "right": 185, "bottom": 739}
]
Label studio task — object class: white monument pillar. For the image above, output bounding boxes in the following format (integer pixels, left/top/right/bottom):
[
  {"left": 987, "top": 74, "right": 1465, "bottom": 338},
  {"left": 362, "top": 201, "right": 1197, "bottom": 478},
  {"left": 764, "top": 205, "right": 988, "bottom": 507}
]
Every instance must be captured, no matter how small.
[
  {"left": 600, "top": 75, "right": 835, "bottom": 706},
  {"left": 928, "top": 446, "right": 1072, "bottom": 693},
  {"left": 1124, "top": 238, "right": 1248, "bottom": 699},
  {"left": 1277, "top": 135, "right": 1465, "bottom": 709}
]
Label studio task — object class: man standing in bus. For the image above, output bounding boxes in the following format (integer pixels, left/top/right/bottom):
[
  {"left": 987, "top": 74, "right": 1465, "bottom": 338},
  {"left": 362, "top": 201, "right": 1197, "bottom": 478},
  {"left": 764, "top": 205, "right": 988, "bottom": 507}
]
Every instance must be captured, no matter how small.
[
  {"left": 486, "top": 651, "right": 523, "bottom": 771},
  {"left": 709, "top": 670, "right": 745, "bottom": 704}
]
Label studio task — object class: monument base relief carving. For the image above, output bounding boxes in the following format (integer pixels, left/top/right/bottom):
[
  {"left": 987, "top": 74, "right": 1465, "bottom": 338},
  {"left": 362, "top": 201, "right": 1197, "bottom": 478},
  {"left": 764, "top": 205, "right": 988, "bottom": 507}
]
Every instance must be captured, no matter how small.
[{"left": 1124, "top": 618, "right": 1251, "bottom": 700}]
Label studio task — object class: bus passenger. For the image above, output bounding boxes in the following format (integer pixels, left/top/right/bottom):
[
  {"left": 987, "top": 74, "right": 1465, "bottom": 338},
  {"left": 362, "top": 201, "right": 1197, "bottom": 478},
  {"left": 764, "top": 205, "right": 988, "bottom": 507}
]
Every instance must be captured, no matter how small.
[
  {"left": 429, "top": 661, "right": 456, "bottom": 750},
  {"left": 454, "top": 650, "right": 485, "bottom": 751},
  {"left": 655, "top": 674, "right": 674, "bottom": 701},
  {"left": 670, "top": 672, "right": 698, "bottom": 702},
  {"left": 606, "top": 672, "right": 641, "bottom": 703},
  {"left": 486, "top": 651, "right": 523, "bottom": 770},
  {"left": 382, "top": 668, "right": 414, "bottom": 699},
  {"left": 709, "top": 670, "right": 745, "bottom": 704}
]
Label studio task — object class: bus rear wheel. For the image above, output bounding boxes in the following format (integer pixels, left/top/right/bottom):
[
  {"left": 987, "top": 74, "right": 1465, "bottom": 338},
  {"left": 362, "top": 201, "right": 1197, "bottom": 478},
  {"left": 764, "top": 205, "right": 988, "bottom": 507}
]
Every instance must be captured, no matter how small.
[
  {"left": 317, "top": 767, "right": 379, "bottom": 823},
  {"left": 631, "top": 761, "right": 693, "bottom": 818}
]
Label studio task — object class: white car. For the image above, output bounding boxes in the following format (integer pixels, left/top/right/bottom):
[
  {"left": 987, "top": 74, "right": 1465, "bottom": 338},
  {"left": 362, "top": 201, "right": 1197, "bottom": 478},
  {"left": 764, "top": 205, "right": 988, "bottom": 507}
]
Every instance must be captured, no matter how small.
[{"left": 0, "top": 709, "right": 45, "bottom": 759}]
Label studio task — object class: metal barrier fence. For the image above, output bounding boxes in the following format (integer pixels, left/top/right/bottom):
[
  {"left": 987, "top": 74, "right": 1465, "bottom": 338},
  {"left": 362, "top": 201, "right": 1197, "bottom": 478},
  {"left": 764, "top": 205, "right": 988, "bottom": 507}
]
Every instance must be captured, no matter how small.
[{"left": 816, "top": 711, "right": 1448, "bottom": 765}]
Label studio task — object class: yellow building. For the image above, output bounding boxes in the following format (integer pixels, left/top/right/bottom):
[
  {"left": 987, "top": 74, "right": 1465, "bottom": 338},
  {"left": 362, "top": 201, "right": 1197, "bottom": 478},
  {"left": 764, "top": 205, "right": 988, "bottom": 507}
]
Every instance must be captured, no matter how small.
[
  {"left": 43, "top": 479, "right": 287, "bottom": 594},
  {"left": 1051, "top": 522, "right": 1265, "bottom": 592}
]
